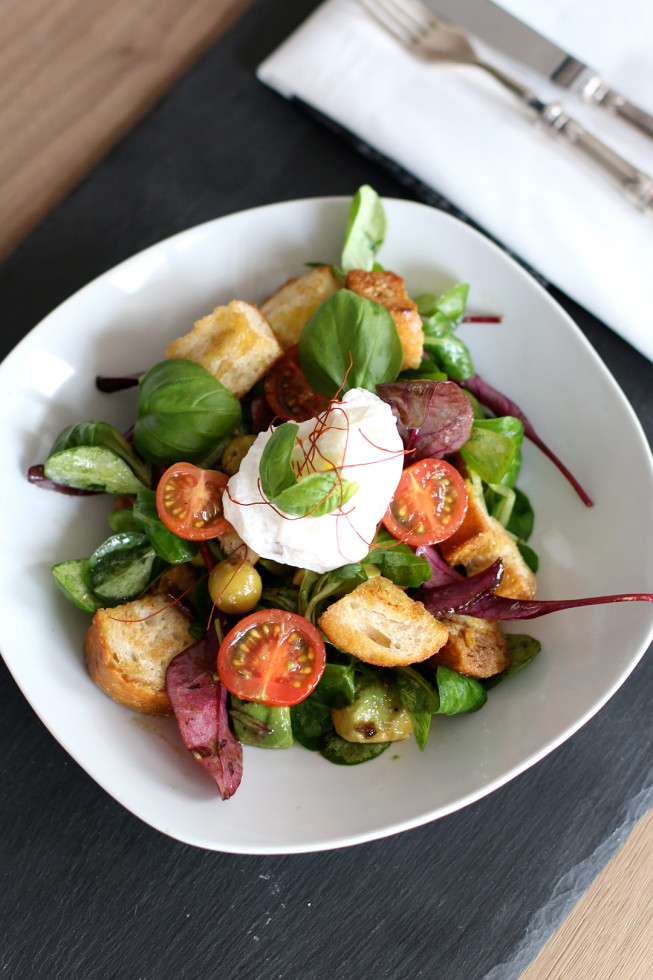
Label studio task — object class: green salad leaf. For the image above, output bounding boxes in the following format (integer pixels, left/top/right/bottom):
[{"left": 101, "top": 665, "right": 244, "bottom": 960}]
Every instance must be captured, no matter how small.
[
  {"left": 298, "top": 290, "right": 403, "bottom": 397},
  {"left": 341, "top": 184, "right": 387, "bottom": 272},
  {"left": 88, "top": 532, "right": 160, "bottom": 602},
  {"left": 134, "top": 359, "right": 241, "bottom": 466},
  {"left": 44, "top": 420, "right": 151, "bottom": 493}
]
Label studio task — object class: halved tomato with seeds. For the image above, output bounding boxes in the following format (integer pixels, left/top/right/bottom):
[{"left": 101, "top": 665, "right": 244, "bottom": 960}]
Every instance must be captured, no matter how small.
[
  {"left": 156, "top": 462, "right": 230, "bottom": 540},
  {"left": 217, "top": 609, "right": 326, "bottom": 706},
  {"left": 382, "top": 458, "right": 468, "bottom": 547},
  {"left": 264, "top": 344, "right": 330, "bottom": 421}
]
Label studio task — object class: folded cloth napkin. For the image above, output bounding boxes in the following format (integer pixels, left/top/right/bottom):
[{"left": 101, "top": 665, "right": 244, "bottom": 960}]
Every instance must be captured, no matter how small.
[{"left": 257, "top": 0, "right": 653, "bottom": 362}]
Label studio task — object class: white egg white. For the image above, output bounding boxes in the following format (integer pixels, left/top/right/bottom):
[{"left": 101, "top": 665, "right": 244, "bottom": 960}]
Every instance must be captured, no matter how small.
[{"left": 223, "top": 388, "right": 403, "bottom": 572}]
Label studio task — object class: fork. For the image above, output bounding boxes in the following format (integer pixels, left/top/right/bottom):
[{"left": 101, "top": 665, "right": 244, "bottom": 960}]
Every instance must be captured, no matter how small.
[{"left": 357, "top": 0, "right": 653, "bottom": 212}]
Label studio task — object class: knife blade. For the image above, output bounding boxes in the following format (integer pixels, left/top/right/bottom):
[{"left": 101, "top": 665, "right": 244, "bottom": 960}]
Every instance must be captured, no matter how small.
[{"left": 427, "top": 0, "right": 653, "bottom": 139}]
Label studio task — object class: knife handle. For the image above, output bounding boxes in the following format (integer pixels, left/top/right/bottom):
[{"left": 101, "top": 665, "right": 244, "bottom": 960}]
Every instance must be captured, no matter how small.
[
  {"left": 530, "top": 100, "right": 653, "bottom": 211},
  {"left": 551, "top": 60, "right": 653, "bottom": 141}
]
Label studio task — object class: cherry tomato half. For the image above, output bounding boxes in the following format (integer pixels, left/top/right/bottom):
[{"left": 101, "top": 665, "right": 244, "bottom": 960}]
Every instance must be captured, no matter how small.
[
  {"left": 382, "top": 458, "right": 468, "bottom": 547},
  {"left": 264, "top": 344, "right": 330, "bottom": 421},
  {"left": 217, "top": 609, "right": 327, "bottom": 706},
  {"left": 156, "top": 462, "right": 230, "bottom": 540}
]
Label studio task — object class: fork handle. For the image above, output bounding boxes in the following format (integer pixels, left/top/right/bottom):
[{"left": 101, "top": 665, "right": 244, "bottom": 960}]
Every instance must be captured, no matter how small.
[{"left": 531, "top": 100, "right": 653, "bottom": 211}]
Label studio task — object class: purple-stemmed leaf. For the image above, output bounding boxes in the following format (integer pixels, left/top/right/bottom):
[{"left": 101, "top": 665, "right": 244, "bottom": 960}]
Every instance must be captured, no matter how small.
[
  {"left": 415, "top": 557, "right": 653, "bottom": 621},
  {"left": 415, "top": 544, "right": 464, "bottom": 588},
  {"left": 461, "top": 590, "right": 653, "bottom": 620},
  {"left": 96, "top": 372, "right": 143, "bottom": 392},
  {"left": 376, "top": 380, "right": 474, "bottom": 461},
  {"left": 27, "top": 464, "right": 103, "bottom": 495},
  {"left": 165, "top": 629, "right": 242, "bottom": 800},
  {"left": 460, "top": 374, "right": 593, "bottom": 507},
  {"left": 415, "top": 559, "right": 505, "bottom": 615}
]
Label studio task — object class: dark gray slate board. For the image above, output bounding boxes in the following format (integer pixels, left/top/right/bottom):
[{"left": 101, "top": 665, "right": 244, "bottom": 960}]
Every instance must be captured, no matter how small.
[{"left": 1, "top": 2, "right": 652, "bottom": 978}]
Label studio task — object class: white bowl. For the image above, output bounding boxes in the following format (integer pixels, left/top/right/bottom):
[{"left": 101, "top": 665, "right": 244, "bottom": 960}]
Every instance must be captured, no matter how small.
[{"left": 1, "top": 196, "right": 652, "bottom": 853}]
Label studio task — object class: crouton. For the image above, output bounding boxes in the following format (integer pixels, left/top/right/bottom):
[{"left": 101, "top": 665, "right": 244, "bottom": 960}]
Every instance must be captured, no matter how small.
[
  {"left": 318, "top": 576, "right": 448, "bottom": 667},
  {"left": 440, "top": 480, "right": 537, "bottom": 600},
  {"left": 260, "top": 266, "right": 340, "bottom": 349},
  {"left": 430, "top": 614, "right": 511, "bottom": 678},
  {"left": 344, "top": 269, "right": 424, "bottom": 370},
  {"left": 165, "top": 300, "right": 282, "bottom": 399},
  {"left": 84, "top": 592, "right": 196, "bottom": 716}
]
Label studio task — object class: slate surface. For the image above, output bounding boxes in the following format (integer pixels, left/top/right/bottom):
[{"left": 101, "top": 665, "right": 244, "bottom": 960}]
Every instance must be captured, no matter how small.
[{"left": 1, "top": 1, "right": 652, "bottom": 977}]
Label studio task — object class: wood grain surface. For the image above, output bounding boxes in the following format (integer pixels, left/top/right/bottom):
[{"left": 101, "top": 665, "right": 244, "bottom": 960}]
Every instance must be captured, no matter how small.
[
  {"left": 0, "top": 0, "right": 254, "bottom": 261},
  {"left": 1, "top": 0, "right": 651, "bottom": 976}
]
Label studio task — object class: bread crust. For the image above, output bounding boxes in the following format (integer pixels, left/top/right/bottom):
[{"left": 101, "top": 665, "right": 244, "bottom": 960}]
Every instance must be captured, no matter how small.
[
  {"left": 440, "top": 480, "right": 537, "bottom": 600},
  {"left": 166, "top": 299, "right": 282, "bottom": 399},
  {"left": 260, "top": 265, "right": 340, "bottom": 349},
  {"left": 344, "top": 269, "right": 424, "bottom": 370},
  {"left": 318, "top": 576, "right": 448, "bottom": 667},
  {"left": 430, "top": 614, "right": 511, "bottom": 678},
  {"left": 84, "top": 593, "right": 197, "bottom": 715}
]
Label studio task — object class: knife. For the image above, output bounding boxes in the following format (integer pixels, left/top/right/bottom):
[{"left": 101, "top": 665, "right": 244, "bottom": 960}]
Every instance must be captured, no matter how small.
[{"left": 427, "top": 0, "right": 653, "bottom": 139}]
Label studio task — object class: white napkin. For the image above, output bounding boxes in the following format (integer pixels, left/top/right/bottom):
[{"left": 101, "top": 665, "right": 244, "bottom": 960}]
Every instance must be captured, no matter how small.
[{"left": 257, "top": 0, "right": 653, "bottom": 362}]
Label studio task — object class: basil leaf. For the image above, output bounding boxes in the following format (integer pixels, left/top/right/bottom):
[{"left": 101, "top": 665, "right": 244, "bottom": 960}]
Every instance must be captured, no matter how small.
[
  {"left": 44, "top": 447, "right": 150, "bottom": 494},
  {"left": 259, "top": 423, "right": 299, "bottom": 500},
  {"left": 341, "top": 184, "right": 387, "bottom": 272},
  {"left": 435, "top": 666, "right": 487, "bottom": 714},
  {"left": 366, "top": 528, "right": 432, "bottom": 588},
  {"left": 88, "top": 532, "right": 158, "bottom": 602},
  {"left": 133, "top": 491, "right": 199, "bottom": 564},
  {"left": 51, "top": 559, "right": 104, "bottom": 613},
  {"left": 298, "top": 291, "right": 403, "bottom": 397},
  {"left": 134, "top": 360, "right": 241, "bottom": 467},
  {"left": 273, "top": 470, "right": 359, "bottom": 518},
  {"left": 47, "top": 420, "right": 151, "bottom": 487},
  {"left": 395, "top": 666, "right": 440, "bottom": 750}
]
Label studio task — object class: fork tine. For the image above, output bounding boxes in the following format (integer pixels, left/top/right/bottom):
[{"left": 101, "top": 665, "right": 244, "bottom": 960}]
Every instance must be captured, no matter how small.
[{"left": 356, "top": 0, "right": 426, "bottom": 46}]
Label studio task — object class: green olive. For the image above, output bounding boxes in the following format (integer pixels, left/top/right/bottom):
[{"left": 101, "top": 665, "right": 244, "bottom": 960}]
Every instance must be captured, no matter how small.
[
  {"left": 208, "top": 559, "right": 262, "bottom": 614},
  {"left": 221, "top": 435, "right": 257, "bottom": 476}
]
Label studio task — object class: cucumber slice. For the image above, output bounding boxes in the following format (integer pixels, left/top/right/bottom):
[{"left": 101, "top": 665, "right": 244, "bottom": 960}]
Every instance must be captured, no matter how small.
[
  {"left": 52, "top": 560, "right": 103, "bottom": 613},
  {"left": 44, "top": 447, "right": 150, "bottom": 493}
]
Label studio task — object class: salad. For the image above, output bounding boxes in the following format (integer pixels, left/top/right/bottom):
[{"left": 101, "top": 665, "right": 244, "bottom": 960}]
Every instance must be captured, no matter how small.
[{"left": 29, "top": 186, "right": 652, "bottom": 801}]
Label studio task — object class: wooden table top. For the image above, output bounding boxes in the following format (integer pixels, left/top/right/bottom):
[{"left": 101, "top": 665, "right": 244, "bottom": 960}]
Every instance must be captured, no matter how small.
[{"left": 1, "top": 1, "right": 651, "bottom": 976}]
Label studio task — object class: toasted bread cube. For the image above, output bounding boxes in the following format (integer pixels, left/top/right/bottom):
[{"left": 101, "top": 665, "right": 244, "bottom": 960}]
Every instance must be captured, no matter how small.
[
  {"left": 260, "top": 266, "right": 340, "bottom": 349},
  {"left": 440, "top": 480, "right": 537, "bottom": 600},
  {"left": 344, "top": 269, "right": 424, "bottom": 370},
  {"left": 430, "top": 614, "right": 511, "bottom": 678},
  {"left": 84, "top": 593, "right": 196, "bottom": 716},
  {"left": 166, "top": 300, "right": 282, "bottom": 399},
  {"left": 318, "top": 576, "right": 448, "bottom": 667}
]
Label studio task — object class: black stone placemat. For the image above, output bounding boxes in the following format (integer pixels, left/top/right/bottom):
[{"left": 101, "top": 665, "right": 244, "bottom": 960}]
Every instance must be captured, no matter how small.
[{"left": 1, "top": 2, "right": 652, "bottom": 977}]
